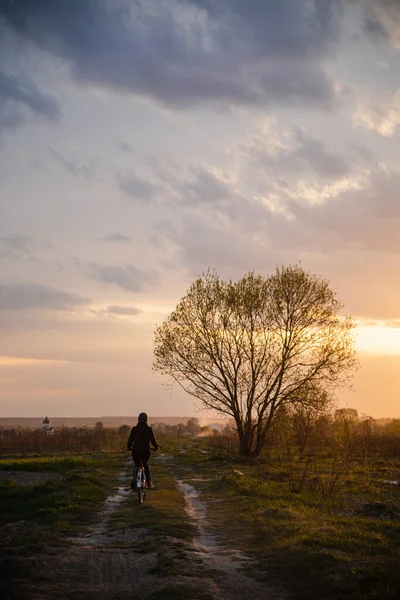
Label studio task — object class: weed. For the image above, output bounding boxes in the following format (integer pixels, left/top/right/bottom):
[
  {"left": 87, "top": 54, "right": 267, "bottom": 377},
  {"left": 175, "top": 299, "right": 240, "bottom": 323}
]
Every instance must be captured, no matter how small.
[
  {"left": 0, "top": 451, "right": 124, "bottom": 597},
  {"left": 171, "top": 438, "right": 400, "bottom": 600}
]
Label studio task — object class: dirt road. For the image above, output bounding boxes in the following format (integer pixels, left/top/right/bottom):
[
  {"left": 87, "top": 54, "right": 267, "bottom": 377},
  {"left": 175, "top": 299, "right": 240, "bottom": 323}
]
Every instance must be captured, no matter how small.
[{"left": 15, "top": 455, "right": 285, "bottom": 600}]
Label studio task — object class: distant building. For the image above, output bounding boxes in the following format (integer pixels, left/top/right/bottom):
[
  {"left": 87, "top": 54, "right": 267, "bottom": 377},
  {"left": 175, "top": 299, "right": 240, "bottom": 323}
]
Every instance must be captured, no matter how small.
[{"left": 42, "top": 416, "right": 54, "bottom": 434}]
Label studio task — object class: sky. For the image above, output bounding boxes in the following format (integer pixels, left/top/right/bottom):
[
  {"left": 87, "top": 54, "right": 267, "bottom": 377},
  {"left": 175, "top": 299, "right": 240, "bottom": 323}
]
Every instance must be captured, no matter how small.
[{"left": 1, "top": 0, "right": 400, "bottom": 419}]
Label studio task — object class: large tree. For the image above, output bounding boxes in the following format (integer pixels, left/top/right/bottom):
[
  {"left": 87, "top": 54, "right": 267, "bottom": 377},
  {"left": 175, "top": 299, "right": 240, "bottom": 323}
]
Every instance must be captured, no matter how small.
[{"left": 153, "top": 265, "right": 357, "bottom": 457}]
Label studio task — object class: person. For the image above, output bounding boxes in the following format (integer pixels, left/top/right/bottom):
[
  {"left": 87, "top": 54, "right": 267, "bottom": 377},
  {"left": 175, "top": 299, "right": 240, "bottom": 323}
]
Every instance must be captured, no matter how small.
[{"left": 127, "top": 413, "right": 158, "bottom": 489}]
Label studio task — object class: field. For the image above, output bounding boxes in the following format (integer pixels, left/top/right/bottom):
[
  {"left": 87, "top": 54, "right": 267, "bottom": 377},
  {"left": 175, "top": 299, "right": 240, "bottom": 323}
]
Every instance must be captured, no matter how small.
[
  {"left": 174, "top": 439, "right": 400, "bottom": 600},
  {"left": 0, "top": 452, "right": 123, "bottom": 595},
  {"left": 1, "top": 436, "right": 400, "bottom": 599}
]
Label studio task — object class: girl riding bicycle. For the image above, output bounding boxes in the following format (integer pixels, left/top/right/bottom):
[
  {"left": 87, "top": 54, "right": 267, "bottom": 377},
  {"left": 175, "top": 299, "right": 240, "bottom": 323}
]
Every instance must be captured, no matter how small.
[{"left": 127, "top": 413, "right": 159, "bottom": 489}]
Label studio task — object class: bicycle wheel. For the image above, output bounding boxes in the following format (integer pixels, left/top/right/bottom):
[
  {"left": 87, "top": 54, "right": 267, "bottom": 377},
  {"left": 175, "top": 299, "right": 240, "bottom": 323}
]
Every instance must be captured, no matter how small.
[{"left": 137, "top": 468, "right": 145, "bottom": 504}]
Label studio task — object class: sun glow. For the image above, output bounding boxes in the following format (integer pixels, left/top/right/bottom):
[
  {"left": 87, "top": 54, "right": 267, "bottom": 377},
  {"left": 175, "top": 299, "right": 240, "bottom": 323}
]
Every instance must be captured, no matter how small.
[
  {"left": 0, "top": 357, "right": 68, "bottom": 367},
  {"left": 356, "top": 324, "right": 400, "bottom": 355}
]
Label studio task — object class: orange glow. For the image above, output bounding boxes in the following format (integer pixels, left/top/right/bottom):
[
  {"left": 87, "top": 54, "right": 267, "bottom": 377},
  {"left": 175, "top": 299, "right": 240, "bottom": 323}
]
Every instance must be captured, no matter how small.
[
  {"left": 356, "top": 324, "right": 400, "bottom": 355},
  {"left": 0, "top": 356, "right": 68, "bottom": 367}
]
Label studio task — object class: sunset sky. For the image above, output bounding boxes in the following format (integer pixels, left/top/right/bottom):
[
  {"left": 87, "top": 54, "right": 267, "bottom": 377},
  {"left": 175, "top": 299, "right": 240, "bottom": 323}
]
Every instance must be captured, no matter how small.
[{"left": 1, "top": 0, "right": 400, "bottom": 419}]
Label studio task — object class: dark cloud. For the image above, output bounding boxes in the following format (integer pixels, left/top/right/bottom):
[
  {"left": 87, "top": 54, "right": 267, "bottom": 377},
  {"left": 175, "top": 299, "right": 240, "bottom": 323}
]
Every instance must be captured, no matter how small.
[
  {"left": 285, "top": 128, "right": 349, "bottom": 178},
  {"left": 179, "top": 168, "right": 233, "bottom": 205},
  {"left": 246, "top": 126, "right": 350, "bottom": 180},
  {"left": 0, "top": 233, "right": 33, "bottom": 257},
  {"left": 192, "top": 0, "right": 340, "bottom": 56},
  {"left": 89, "top": 263, "right": 158, "bottom": 291},
  {"left": 0, "top": 0, "right": 342, "bottom": 108},
  {"left": 364, "top": 18, "right": 388, "bottom": 40},
  {"left": 0, "top": 71, "right": 61, "bottom": 131},
  {"left": 363, "top": 1, "right": 400, "bottom": 48},
  {"left": 119, "top": 140, "right": 134, "bottom": 154},
  {"left": 105, "top": 305, "right": 142, "bottom": 316},
  {"left": 118, "top": 173, "right": 158, "bottom": 202},
  {"left": 101, "top": 233, "right": 132, "bottom": 243},
  {"left": 0, "top": 283, "right": 89, "bottom": 310},
  {"left": 47, "top": 146, "right": 97, "bottom": 181},
  {"left": 0, "top": 105, "right": 24, "bottom": 131}
]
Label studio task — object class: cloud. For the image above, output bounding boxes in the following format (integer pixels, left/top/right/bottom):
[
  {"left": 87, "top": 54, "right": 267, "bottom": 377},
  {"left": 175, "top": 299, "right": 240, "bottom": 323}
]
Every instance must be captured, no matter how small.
[
  {"left": 179, "top": 167, "right": 273, "bottom": 238},
  {"left": 353, "top": 88, "right": 400, "bottom": 137},
  {"left": 179, "top": 168, "right": 234, "bottom": 206},
  {"left": 364, "top": 17, "right": 388, "bottom": 41},
  {"left": 118, "top": 173, "right": 158, "bottom": 201},
  {"left": 71, "top": 255, "right": 82, "bottom": 269},
  {"left": 0, "top": 356, "right": 68, "bottom": 366},
  {"left": 151, "top": 210, "right": 275, "bottom": 280},
  {"left": 105, "top": 305, "right": 142, "bottom": 316},
  {"left": 119, "top": 140, "right": 134, "bottom": 154},
  {"left": 89, "top": 263, "right": 158, "bottom": 291},
  {"left": 245, "top": 126, "right": 350, "bottom": 180},
  {"left": 265, "top": 165, "right": 400, "bottom": 254},
  {"left": 384, "top": 320, "right": 400, "bottom": 329},
  {"left": 363, "top": 0, "right": 400, "bottom": 48},
  {"left": 47, "top": 146, "right": 98, "bottom": 180},
  {"left": 374, "top": 59, "right": 390, "bottom": 70},
  {"left": 0, "top": 71, "right": 61, "bottom": 132},
  {"left": 101, "top": 233, "right": 132, "bottom": 243},
  {"left": 0, "top": 104, "right": 24, "bottom": 131},
  {"left": 0, "top": 233, "right": 34, "bottom": 257},
  {"left": 149, "top": 158, "right": 400, "bottom": 319},
  {"left": 0, "top": 0, "right": 342, "bottom": 109},
  {"left": 0, "top": 283, "right": 90, "bottom": 311}
]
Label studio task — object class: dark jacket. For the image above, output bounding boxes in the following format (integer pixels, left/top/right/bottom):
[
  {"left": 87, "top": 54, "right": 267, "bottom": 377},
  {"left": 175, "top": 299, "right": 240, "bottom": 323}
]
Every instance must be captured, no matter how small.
[{"left": 127, "top": 422, "right": 158, "bottom": 455}]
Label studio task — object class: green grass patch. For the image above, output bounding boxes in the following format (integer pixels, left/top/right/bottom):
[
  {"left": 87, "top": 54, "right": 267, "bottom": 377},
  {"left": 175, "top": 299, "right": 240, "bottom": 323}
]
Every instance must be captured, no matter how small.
[
  {"left": 170, "top": 439, "right": 400, "bottom": 600},
  {"left": 0, "top": 453, "right": 99, "bottom": 472},
  {"left": 112, "top": 450, "right": 196, "bottom": 542},
  {"left": 0, "top": 451, "right": 125, "bottom": 596},
  {"left": 111, "top": 448, "right": 208, "bottom": 585}
]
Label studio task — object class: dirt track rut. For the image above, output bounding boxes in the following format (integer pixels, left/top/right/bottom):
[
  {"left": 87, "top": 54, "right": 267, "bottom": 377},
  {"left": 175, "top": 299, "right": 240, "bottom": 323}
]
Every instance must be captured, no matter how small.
[{"left": 17, "top": 458, "right": 285, "bottom": 600}]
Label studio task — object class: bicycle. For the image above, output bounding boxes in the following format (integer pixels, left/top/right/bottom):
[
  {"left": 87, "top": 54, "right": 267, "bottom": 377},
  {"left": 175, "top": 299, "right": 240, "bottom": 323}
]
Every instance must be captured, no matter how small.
[
  {"left": 133, "top": 460, "right": 147, "bottom": 505},
  {"left": 130, "top": 447, "right": 160, "bottom": 504}
]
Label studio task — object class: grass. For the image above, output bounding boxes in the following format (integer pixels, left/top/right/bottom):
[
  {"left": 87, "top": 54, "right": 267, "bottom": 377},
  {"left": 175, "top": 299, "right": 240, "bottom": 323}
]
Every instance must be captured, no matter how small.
[
  {"left": 0, "top": 446, "right": 212, "bottom": 600},
  {"left": 109, "top": 446, "right": 218, "bottom": 600},
  {"left": 0, "top": 451, "right": 124, "bottom": 596},
  {"left": 112, "top": 445, "right": 212, "bottom": 583},
  {"left": 112, "top": 448, "right": 196, "bottom": 542},
  {"left": 0, "top": 453, "right": 123, "bottom": 540},
  {"left": 3, "top": 439, "right": 399, "bottom": 599},
  {"left": 169, "top": 437, "right": 400, "bottom": 600},
  {"left": 0, "top": 454, "right": 100, "bottom": 472}
]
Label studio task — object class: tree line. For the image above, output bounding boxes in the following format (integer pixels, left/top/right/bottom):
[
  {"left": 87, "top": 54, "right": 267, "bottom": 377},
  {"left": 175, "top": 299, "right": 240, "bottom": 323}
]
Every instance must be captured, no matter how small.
[{"left": 0, "top": 418, "right": 207, "bottom": 453}]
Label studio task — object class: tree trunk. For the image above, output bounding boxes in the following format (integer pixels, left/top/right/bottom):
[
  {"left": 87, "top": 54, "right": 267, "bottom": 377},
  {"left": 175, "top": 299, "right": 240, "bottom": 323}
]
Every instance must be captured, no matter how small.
[{"left": 238, "top": 432, "right": 262, "bottom": 458}]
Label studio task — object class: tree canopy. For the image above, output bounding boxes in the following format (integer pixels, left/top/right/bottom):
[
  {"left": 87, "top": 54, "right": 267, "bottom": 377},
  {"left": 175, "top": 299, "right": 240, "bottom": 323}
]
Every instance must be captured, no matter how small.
[{"left": 153, "top": 265, "right": 357, "bottom": 457}]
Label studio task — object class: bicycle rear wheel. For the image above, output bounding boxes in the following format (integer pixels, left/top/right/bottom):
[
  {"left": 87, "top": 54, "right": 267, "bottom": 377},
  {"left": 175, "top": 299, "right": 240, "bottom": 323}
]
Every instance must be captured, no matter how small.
[{"left": 137, "top": 469, "right": 146, "bottom": 504}]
